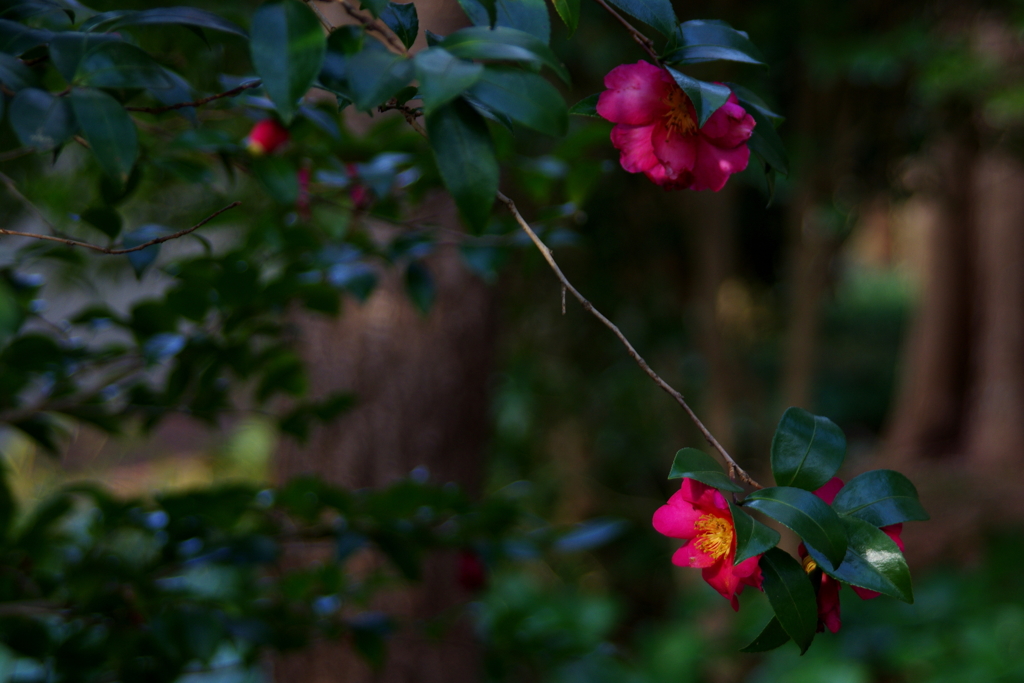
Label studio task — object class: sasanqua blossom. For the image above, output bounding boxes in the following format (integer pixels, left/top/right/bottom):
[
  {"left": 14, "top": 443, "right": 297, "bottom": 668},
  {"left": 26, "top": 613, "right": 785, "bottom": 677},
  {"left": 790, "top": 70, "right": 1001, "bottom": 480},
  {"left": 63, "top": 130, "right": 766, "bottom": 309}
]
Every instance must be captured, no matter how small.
[
  {"left": 597, "top": 61, "right": 755, "bottom": 191},
  {"left": 800, "top": 477, "right": 906, "bottom": 633},
  {"left": 653, "top": 478, "right": 763, "bottom": 610}
]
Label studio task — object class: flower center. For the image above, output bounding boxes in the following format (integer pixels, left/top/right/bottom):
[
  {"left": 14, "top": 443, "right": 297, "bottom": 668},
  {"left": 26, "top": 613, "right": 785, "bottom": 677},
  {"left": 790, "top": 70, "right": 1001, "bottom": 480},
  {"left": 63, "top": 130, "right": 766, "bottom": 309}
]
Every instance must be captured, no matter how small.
[
  {"left": 694, "top": 513, "right": 733, "bottom": 560},
  {"left": 802, "top": 555, "right": 818, "bottom": 574},
  {"left": 662, "top": 88, "right": 697, "bottom": 136}
]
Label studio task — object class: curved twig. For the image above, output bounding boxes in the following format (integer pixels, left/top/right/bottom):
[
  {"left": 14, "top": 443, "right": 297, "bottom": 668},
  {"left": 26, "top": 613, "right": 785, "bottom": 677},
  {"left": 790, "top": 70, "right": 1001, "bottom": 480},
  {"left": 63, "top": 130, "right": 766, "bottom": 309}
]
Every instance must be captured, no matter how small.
[
  {"left": 590, "top": 0, "right": 661, "bottom": 62},
  {"left": 126, "top": 81, "right": 262, "bottom": 115},
  {"left": 496, "top": 192, "right": 763, "bottom": 489}
]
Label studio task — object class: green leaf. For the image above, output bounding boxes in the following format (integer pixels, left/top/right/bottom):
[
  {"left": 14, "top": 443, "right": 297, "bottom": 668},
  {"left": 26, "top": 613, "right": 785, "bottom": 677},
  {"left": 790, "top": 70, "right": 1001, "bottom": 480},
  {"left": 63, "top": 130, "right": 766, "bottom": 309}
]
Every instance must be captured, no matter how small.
[
  {"left": 250, "top": 156, "right": 299, "bottom": 205},
  {"left": 82, "top": 7, "right": 247, "bottom": 38},
  {"left": 9, "top": 88, "right": 76, "bottom": 151},
  {"left": 805, "top": 516, "right": 914, "bottom": 603},
  {"left": 740, "top": 617, "right": 791, "bottom": 653},
  {"left": 569, "top": 93, "right": 601, "bottom": 117},
  {"left": 744, "top": 486, "right": 848, "bottom": 568},
  {"left": 0, "top": 52, "right": 37, "bottom": 91},
  {"left": 666, "top": 68, "right": 730, "bottom": 127},
  {"left": 70, "top": 87, "right": 138, "bottom": 184},
  {"left": 665, "top": 19, "right": 765, "bottom": 66},
  {"left": 80, "top": 206, "right": 123, "bottom": 239},
  {"left": 250, "top": 0, "right": 326, "bottom": 123},
  {"left": 344, "top": 42, "right": 413, "bottom": 111},
  {"left": 770, "top": 407, "right": 846, "bottom": 491},
  {"left": 414, "top": 47, "right": 483, "bottom": 113},
  {"left": 759, "top": 547, "right": 817, "bottom": 654},
  {"left": 746, "top": 106, "right": 789, "bottom": 177},
  {"left": 404, "top": 260, "right": 435, "bottom": 314},
  {"left": 380, "top": 2, "right": 418, "bottom": 49},
  {"left": 425, "top": 98, "right": 498, "bottom": 232},
  {"left": 605, "top": 0, "right": 677, "bottom": 37},
  {"left": 550, "top": 0, "right": 580, "bottom": 35},
  {"left": 667, "top": 447, "right": 743, "bottom": 493},
  {"left": 360, "top": 0, "right": 389, "bottom": 18},
  {"left": 831, "top": 469, "right": 929, "bottom": 527},
  {"left": 441, "top": 26, "right": 569, "bottom": 83},
  {"left": 76, "top": 41, "right": 175, "bottom": 90},
  {"left": 726, "top": 83, "right": 783, "bottom": 124},
  {"left": 729, "top": 500, "right": 780, "bottom": 564},
  {"left": 0, "top": 18, "right": 50, "bottom": 55},
  {"left": 465, "top": 67, "right": 567, "bottom": 136},
  {"left": 460, "top": 0, "right": 549, "bottom": 42},
  {"left": 48, "top": 32, "right": 120, "bottom": 83}
]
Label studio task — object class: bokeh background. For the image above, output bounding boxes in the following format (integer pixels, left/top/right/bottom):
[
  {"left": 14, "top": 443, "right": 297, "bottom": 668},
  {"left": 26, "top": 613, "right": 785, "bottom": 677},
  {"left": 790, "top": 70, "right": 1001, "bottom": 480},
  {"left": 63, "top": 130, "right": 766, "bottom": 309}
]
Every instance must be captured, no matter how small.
[{"left": 5, "top": 0, "right": 1024, "bottom": 681}]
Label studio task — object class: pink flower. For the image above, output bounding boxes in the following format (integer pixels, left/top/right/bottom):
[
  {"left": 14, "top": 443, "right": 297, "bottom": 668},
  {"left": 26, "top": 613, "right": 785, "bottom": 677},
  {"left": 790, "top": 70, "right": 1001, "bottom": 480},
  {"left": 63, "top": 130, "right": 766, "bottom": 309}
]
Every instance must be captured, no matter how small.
[
  {"left": 653, "top": 478, "right": 763, "bottom": 610},
  {"left": 596, "top": 61, "right": 755, "bottom": 191},
  {"left": 800, "top": 477, "right": 906, "bottom": 632},
  {"left": 246, "top": 118, "right": 289, "bottom": 155}
]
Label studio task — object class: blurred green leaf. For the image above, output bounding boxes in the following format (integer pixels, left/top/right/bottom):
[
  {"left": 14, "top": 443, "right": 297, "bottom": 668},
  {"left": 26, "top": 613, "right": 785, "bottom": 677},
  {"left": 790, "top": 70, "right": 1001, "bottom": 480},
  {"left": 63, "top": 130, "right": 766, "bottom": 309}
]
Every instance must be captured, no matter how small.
[
  {"left": 605, "top": 0, "right": 676, "bottom": 37},
  {"left": 48, "top": 32, "right": 120, "bottom": 83},
  {"left": 9, "top": 88, "right": 76, "bottom": 151},
  {"left": 466, "top": 67, "right": 567, "bottom": 136},
  {"left": 82, "top": 7, "right": 247, "bottom": 38},
  {"left": 76, "top": 41, "right": 176, "bottom": 90},
  {"left": 569, "top": 93, "right": 600, "bottom": 117},
  {"left": 404, "top": 260, "right": 435, "bottom": 314},
  {"left": 550, "top": 0, "right": 580, "bottom": 35},
  {"left": 0, "top": 18, "right": 50, "bottom": 55},
  {"left": 0, "top": 52, "right": 37, "bottom": 91},
  {"left": 380, "top": 2, "right": 418, "bottom": 49},
  {"left": 441, "top": 26, "right": 569, "bottom": 83},
  {"left": 665, "top": 20, "right": 764, "bottom": 66},
  {"left": 741, "top": 616, "right": 790, "bottom": 652},
  {"left": 80, "top": 206, "right": 123, "bottom": 239},
  {"left": 729, "top": 500, "right": 780, "bottom": 564},
  {"left": 251, "top": 156, "right": 299, "bottom": 205},
  {"left": 122, "top": 224, "right": 167, "bottom": 277},
  {"left": 70, "top": 87, "right": 138, "bottom": 184},
  {"left": 414, "top": 47, "right": 483, "bottom": 113},
  {"left": 250, "top": 0, "right": 326, "bottom": 123},
  {"left": 460, "top": 0, "right": 549, "bottom": 42}
]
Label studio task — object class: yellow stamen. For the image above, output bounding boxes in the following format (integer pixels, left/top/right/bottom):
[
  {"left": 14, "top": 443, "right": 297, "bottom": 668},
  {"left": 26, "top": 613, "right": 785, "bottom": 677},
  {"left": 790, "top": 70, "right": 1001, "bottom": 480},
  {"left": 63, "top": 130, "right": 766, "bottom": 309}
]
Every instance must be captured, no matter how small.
[
  {"left": 662, "top": 88, "right": 697, "bottom": 136},
  {"left": 694, "top": 513, "right": 733, "bottom": 560},
  {"left": 802, "top": 555, "right": 818, "bottom": 574}
]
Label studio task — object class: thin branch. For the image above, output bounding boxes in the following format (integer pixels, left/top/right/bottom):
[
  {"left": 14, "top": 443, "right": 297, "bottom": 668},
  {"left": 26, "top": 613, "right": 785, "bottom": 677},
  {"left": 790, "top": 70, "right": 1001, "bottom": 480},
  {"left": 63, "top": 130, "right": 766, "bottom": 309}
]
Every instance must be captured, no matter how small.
[
  {"left": 125, "top": 80, "right": 262, "bottom": 115},
  {"left": 325, "top": 0, "right": 408, "bottom": 55},
  {"left": 0, "top": 201, "right": 241, "bottom": 255},
  {"left": 496, "top": 192, "right": 763, "bottom": 489},
  {"left": 590, "top": 0, "right": 660, "bottom": 62},
  {"left": 379, "top": 100, "right": 426, "bottom": 136},
  {"left": 303, "top": 0, "right": 336, "bottom": 32},
  {"left": 0, "top": 148, "right": 36, "bottom": 163}
]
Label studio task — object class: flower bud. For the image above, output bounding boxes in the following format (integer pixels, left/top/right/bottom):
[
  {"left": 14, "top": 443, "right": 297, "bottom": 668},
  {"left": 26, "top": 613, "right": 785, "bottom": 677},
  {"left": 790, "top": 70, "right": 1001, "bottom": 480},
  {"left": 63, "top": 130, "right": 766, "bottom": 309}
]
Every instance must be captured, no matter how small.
[{"left": 246, "top": 119, "right": 289, "bottom": 155}]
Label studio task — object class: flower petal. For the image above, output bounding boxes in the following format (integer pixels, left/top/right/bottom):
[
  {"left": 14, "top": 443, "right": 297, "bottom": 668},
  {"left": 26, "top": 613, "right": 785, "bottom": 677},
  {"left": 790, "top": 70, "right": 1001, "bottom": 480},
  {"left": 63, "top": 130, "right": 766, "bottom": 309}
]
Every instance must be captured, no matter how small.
[
  {"left": 597, "top": 61, "right": 670, "bottom": 125},
  {"left": 702, "top": 558, "right": 754, "bottom": 611},
  {"left": 851, "top": 585, "right": 880, "bottom": 600},
  {"left": 652, "top": 490, "right": 703, "bottom": 539},
  {"left": 689, "top": 135, "right": 750, "bottom": 192},
  {"left": 678, "top": 477, "right": 723, "bottom": 510},
  {"left": 700, "top": 94, "right": 755, "bottom": 148},
  {"left": 813, "top": 478, "right": 845, "bottom": 506},
  {"left": 651, "top": 121, "right": 697, "bottom": 180},
  {"left": 881, "top": 523, "right": 905, "bottom": 552},
  {"left": 672, "top": 537, "right": 717, "bottom": 568},
  {"left": 818, "top": 576, "right": 842, "bottom": 633},
  {"left": 610, "top": 123, "right": 659, "bottom": 174}
]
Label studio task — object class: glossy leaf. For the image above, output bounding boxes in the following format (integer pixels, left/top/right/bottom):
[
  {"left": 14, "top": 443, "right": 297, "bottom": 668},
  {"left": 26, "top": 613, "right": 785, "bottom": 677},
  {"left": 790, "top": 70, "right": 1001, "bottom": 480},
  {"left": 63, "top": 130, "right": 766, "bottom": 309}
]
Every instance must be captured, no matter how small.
[
  {"left": 425, "top": 98, "right": 498, "bottom": 232},
  {"left": 380, "top": 2, "right": 418, "bottom": 49},
  {"left": 250, "top": 0, "right": 326, "bottom": 123},
  {"left": 744, "top": 486, "right": 848, "bottom": 568},
  {"left": 740, "top": 616, "right": 790, "bottom": 653},
  {"left": 665, "top": 19, "right": 765, "bottom": 66},
  {"left": 70, "top": 87, "right": 138, "bottom": 185},
  {"left": 759, "top": 547, "right": 817, "bottom": 653},
  {"left": 441, "top": 26, "right": 569, "bottom": 83},
  {"left": 414, "top": 47, "right": 483, "bottom": 113},
  {"left": 551, "top": 0, "right": 580, "bottom": 34},
  {"left": 727, "top": 83, "right": 784, "bottom": 124},
  {"left": 667, "top": 447, "right": 743, "bottom": 493},
  {"left": 48, "top": 32, "right": 120, "bottom": 83},
  {"left": 770, "top": 407, "right": 845, "bottom": 491},
  {"left": 805, "top": 516, "right": 914, "bottom": 603},
  {"left": 82, "top": 7, "right": 247, "bottom": 38},
  {"left": 465, "top": 67, "right": 567, "bottom": 136},
  {"left": 831, "top": 469, "right": 930, "bottom": 527},
  {"left": 569, "top": 93, "right": 600, "bottom": 117},
  {"left": 76, "top": 41, "right": 175, "bottom": 90},
  {"left": 9, "top": 88, "right": 76, "bottom": 151},
  {"left": 0, "top": 18, "right": 50, "bottom": 55},
  {"left": 666, "top": 68, "right": 730, "bottom": 126},
  {"left": 746, "top": 107, "right": 789, "bottom": 176},
  {"left": 728, "top": 500, "right": 780, "bottom": 564},
  {"left": 605, "top": 0, "right": 677, "bottom": 37}
]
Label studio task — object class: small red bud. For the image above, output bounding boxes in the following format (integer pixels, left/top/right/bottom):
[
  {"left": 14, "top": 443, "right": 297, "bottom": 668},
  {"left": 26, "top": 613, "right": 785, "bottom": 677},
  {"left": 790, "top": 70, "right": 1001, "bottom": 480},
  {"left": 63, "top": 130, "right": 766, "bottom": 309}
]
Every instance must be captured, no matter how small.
[
  {"left": 457, "top": 550, "right": 487, "bottom": 593},
  {"left": 247, "top": 119, "right": 290, "bottom": 155}
]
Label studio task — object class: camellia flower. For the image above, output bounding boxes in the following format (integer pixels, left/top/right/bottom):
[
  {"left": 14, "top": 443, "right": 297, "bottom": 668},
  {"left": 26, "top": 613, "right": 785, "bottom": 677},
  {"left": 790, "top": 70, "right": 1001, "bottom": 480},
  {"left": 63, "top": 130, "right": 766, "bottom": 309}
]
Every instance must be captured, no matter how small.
[
  {"left": 799, "top": 477, "right": 906, "bottom": 633},
  {"left": 653, "top": 477, "right": 763, "bottom": 610},
  {"left": 246, "top": 118, "right": 290, "bottom": 155},
  {"left": 597, "top": 60, "right": 755, "bottom": 191}
]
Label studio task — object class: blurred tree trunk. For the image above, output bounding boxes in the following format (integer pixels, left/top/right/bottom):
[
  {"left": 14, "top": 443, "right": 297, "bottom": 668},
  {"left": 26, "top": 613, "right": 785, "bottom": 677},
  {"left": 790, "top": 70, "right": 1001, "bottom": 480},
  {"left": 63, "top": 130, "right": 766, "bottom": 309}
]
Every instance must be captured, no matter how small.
[{"left": 270, "top": 4, "right": 491, "bottom": 682}]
